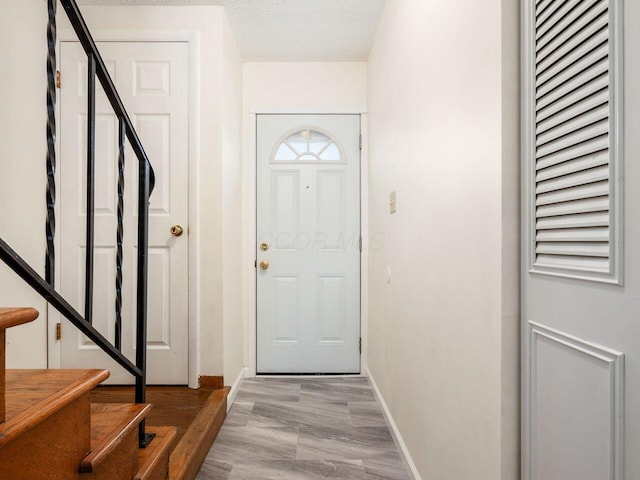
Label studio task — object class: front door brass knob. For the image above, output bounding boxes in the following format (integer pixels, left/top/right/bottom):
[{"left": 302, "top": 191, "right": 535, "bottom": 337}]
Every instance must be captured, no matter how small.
[
  {"left": 259, "top": 260, "right": 269, "bottom": 270},
  {"left": 170, "top": 225, "right": 184, "bottom": 237}
]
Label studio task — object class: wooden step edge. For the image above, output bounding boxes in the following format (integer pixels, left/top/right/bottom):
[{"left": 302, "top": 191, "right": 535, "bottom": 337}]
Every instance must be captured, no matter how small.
[
  {"left": 0, "top": 369, "right": 110, "bottom": 448},
  {"left": 169, "top": 387, "right": 230, "bottom": 480},
  {"left": 0, "top": 307, "right": 39, "bottom": 330},
  {"left": 135, "top": 426, "right": 178, "bottom": 480},
  {"left": 80, "top": 402, "right": 153, "bottom": 473}
]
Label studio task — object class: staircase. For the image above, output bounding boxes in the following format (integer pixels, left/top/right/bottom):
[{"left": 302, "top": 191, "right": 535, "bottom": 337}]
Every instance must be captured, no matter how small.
[{"left": 0, "top": 308, "right": 177, "bottom": 480}]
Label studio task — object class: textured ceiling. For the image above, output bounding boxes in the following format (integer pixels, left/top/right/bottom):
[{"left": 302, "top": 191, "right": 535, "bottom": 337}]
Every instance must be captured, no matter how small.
[
  {"left": 77, "top": 0, "right": 385, "bottom": 61},
  {"left": 222, "top": 0, "right": 384, "bottom": 61}
]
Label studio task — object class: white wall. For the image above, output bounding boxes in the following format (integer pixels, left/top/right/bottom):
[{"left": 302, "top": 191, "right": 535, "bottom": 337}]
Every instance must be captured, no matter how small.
[
  {"left": 221, "top": 11, "right": 245, "bottom": 386},
  {"left": 243, "top": 62, "right": 367, "bottom": 112},
  {"left": 242, "top": 62, "right": 367, "bottom": 374},
  {"left": 366, "top": 1, "right": 519, "bottom": 479},
  {"left": 0, "top": 1, "right": 49, "bottom": 368}
]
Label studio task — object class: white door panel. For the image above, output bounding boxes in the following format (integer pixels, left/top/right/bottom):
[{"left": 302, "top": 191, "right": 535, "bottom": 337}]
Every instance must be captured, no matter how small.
[
  {"left": 257, "top": 115, "right": 361, "bottom": 373},
  {"left": 523, "top": 1, "right": 639, "bottom": 478},
  {"left": 59, "top": 41, "right": 189, "bottom": 384}
]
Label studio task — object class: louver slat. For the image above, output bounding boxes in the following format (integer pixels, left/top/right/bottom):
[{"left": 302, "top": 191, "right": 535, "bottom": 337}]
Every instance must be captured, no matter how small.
[
  {"left": 536, "top": 61, "right": 608, "bottom": 112},
  {"left": 536, "top": 104, "right": 608, "bottom": 145},
  {"left": 536, "top": 0, "right": 555, "bottom": 13},
  {"left": 536, "top": 165, "right": 609, "bottom": 194},
  {"left": 536, "top": 211, "right": 609, "bottom": 230},
  {"left": 536, "top": 181, "right": 609, "bottom": 206},
  {"left": 536, "top": 242, "right": 609, "bottom": 257},
  {"left": 536, "top": 0, "right": 583, "bottom": 43},
  {"left": 536, "top": 43, "right": 608, "bottom": 98},
  {"left": 536, "top": 29, "right": 608, "bottom": 87},
  {"left": 536, "top": 4, "right": 608, "bottom": 66},
  {"left": 536, "top": 0, "right": 601, "bottom": 49},
  {"left": 536, "top": 196, "right": 608, "bottom": 218},
  {"left": 535, "top": 254, "right": 610, "bottom": 271},
  {"left": 536, "top": 90, "right": 608, "bottom": 135},
  {"left": 536, "top": 135, "right": 607, "bottom": 170},
  {"left": 535, "top": 119, "right": 608, "bottom": 158},
  {"left": 532, "top": 0, "right": 614, "bottom": 276},
  {"left": 537, "top": 75, "right": 608, "bottom": 122},
  {"left": 535, "top": 0, "right": 565, "bottom": 29},
  {"left": 536, "top": 151, "right": 608, "bottom": 182},
  {"left": 536, "top": 227, "right": 609, "bottom": 242}
]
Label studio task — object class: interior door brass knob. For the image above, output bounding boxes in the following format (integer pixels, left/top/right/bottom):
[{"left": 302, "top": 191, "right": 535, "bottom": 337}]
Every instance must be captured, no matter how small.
[
  {"left": 259, "top": 260, "right": 269, "bottom": 270},
  {"left": 170, "top": 225, "right": 184, "bottom": 237}
]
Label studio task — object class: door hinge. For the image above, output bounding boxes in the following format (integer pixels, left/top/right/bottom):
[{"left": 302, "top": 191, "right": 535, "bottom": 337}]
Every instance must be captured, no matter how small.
[
  {"left": 56, "top": 322, "right": 61, "bottom": 341},
  {"left": 56, "top": 70, "right": 61, "bottom": 89},
  {"left": 359, "top": 337, "right": 362, "bottom": 354},
  {"left": 359, "top": 236, "right": 362, "bottom": 252},
  {"left": 359, "top": 133, "right": 363, "bottom": 150}
]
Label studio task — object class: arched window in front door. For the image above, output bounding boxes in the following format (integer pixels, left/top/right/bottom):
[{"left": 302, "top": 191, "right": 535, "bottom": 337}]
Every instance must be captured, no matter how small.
[{"left": 272, "top": 128, "right": 343, "bottom": 163}]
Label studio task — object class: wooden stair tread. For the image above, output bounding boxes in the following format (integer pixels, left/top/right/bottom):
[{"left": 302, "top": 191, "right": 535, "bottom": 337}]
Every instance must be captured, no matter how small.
[
  {"left": 0, "top": 369, "right": 110, "bottom": 448},
  {"left": 135, "top": 426, "right": 178, "bottom": 480},
  {"left": 169, "top": 387, "right": 229, "bottom": 480},
  {"left": 81, "top": 402, "right": 152, "bottom": 473},
  {"left": 0, "top": 307, "right": 39, "bottom": 330}
]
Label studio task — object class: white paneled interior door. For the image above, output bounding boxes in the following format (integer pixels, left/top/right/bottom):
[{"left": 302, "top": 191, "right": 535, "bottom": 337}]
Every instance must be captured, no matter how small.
[
  {"left": 522, "top": 1, "right": 639, "bottom": 479},
  {"left": 256, "top": 114, "right": 361, "bottom": 373},
  {"left": 59, "top": 41, "right": 189, "bottom": 384}
]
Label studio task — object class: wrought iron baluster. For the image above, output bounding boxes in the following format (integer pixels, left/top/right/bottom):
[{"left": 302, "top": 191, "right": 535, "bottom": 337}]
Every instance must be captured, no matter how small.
[
  {"left": 136, "top": 162, "right": 154, "bottom": 447},
  {"left": 85, "top": 53, "right": 96, "bottom": 325},
  {"left": 45, "top": 0, "right": 57, "bottom": 287},
  {"left": 115, "top": 118, "right": 125, "bottom": 351}
]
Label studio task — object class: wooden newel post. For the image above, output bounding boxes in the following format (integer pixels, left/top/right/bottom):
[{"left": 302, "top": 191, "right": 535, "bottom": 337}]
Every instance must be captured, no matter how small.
[{"left": 0, "top": 308, "right": 40, "bottom": 423}]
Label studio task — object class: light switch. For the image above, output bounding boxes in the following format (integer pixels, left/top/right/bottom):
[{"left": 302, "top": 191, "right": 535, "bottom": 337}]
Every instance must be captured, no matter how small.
[{"left": 390, "top": 190, "right": 397, "bottom": 214}]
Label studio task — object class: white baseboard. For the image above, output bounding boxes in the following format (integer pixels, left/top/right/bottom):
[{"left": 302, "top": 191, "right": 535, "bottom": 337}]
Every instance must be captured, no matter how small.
[
  {"left": 227, "top": 366, "right": 248, "bottom": 412},
  {"left": 366, "top": 368, "right": 423, "bottom": 480}
]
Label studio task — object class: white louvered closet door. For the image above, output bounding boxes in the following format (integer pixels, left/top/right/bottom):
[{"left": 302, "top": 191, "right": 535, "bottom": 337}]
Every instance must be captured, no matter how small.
[
  {"left": 522, "top": 1, "right": 640, "bottom": 480},
  {"left": 531, "top": 0, "right": 621, "bottom": 282}
]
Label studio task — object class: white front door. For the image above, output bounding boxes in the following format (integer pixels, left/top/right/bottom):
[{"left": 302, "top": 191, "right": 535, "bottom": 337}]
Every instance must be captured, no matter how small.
[
  {"left": 58, "top": 41, "right": 189, "bottom": 384},
  {"left": 256, "top": 114, "right": 361, "bottom": 373},
  {"left": 522, "top": 1, "right": 639, "bottom": 478}
]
